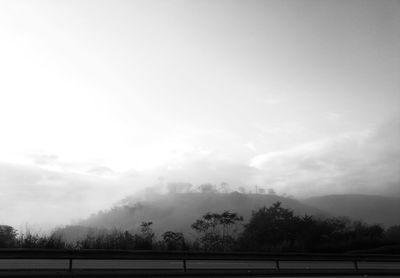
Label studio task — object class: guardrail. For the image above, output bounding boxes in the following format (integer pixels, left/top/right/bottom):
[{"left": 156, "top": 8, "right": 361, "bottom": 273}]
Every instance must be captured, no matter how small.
[{"left": 1, "top": 249, "right": 400, "bottom": 277}]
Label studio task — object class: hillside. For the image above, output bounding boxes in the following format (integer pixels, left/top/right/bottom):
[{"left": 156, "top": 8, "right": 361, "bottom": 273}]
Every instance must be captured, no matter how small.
[
  {"left": 303, "top": 194, "right": 400, "bottom": 227},
  {"left": 57, "top": 192, "right": 324, "bottom": 241},
  {"left": 56, "top": 193, "right": 400, "bottom": 243}
]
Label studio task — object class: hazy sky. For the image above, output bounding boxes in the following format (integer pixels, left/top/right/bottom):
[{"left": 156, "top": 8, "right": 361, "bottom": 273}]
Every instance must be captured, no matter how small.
[{"left": 0, "top": 0, "right": 399, "bottom": 228}]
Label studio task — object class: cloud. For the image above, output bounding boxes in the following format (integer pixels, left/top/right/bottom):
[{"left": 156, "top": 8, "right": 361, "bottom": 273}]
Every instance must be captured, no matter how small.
[
  {"left": 87, "top": 166, "right": 114, "bottom": 176},
  {"left": 153, "top": 159, "right": 258, "bottom": 188},
  {"left": 0, "top": 162, "right": 131, "bottom": 229},
  {"left": 1, "top": 119, "right": 399, "bottom": 230},
  {"left": 249, "top": 119, "right": 400, "bottom": 197},
  {"left": 29, "top": 153, "right": 59, "bottom": 165},
  {"left": 261, "top": 97, "right": 285, "bottom": 105},
  {"left": 244, "top": 142, "right": 257, "bottom": 152}
]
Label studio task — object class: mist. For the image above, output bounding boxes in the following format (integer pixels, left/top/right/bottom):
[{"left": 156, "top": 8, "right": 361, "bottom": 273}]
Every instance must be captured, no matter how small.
[
  {"left": 0, "top": 118, "right": 399, "bottom": 230},
  {"left": 0, "top": 0, "right": 399, "bottom": 232}
]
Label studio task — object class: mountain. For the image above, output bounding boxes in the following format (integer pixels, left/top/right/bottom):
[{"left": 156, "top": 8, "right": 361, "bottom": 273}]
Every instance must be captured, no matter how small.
[
  {"left": 56, "top": 193, "right": 400, "bottom": 243},
  {"left": 303, "top": 194, "right": 400, "bottom": 227},
  {"left": 59, "top": 192, "right": 324, "bottom": 240}
]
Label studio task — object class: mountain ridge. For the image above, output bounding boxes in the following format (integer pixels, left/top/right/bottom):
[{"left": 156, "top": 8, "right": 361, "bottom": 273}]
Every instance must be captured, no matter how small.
[
  {"left": 56, "top": 192, "right": 399, "bottom": 242},
  {"left": 302, "top": 194, "right": 400, "bottom": 227}
]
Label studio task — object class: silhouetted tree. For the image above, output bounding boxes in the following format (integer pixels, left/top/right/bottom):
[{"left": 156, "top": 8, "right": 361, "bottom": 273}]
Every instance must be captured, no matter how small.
[
  {"left": 167, "top": 182, "right": 193, "bottom": 194},
  {"left": 386, "top": 225, "right": 400, "bottom": 243},
  {"left": 162, "top": 231, "right": 185, "bottom": 250},
  {"left": 0, "top": 225, "right": 17, "bottom": 247},
  {"left": 18, "top": 231, "right": 69, "bottom": 249},
  {"left": 191, "top": 211, "right": 243, "bottom": 251},
  {"left": 351, "top": 221, "right": 384, "bottom": 240},
  {"left": 198, "top": 183, "right": 218, "bottom": 194},
  {"left": 135, "top": 221, "right": 154, "bottom": 250},
  {"left": 239, "top": 202, "right": 300, "bottom": 251},
  {"left": 295, "top": 215, "right": 350, "bottom": 251},
  {"left": 258, "top": 188, "right": 266, "bottom": 194}
]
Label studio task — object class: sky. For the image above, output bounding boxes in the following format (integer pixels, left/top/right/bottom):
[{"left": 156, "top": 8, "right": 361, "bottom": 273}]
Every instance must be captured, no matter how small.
[{"left": 0, "top": 0, "right": 399, "bottom": 229}]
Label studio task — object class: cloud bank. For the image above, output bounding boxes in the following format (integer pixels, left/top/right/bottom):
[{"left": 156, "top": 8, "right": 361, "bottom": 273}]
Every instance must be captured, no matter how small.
[
  {"left": 249, "top": 119, "right": 400, "bottom": 197},
  {"left": 0, "top": 119, "right": 399, "bottom": 229}
]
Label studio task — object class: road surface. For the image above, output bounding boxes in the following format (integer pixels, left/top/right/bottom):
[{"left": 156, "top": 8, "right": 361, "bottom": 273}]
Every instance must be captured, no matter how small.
[{"left": 0, "top": 259, "right": 399, "bottom": 269}]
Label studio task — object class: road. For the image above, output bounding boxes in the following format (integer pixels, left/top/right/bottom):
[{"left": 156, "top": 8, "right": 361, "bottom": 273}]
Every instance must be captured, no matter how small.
[{"left": 0, "top": 259, "right": 399, "bottom": 269}]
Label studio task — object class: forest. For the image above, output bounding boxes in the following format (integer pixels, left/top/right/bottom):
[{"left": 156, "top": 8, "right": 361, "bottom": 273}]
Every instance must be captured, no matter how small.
[{"left": 1, "top": 202, "right": 400, "bottom": 253}]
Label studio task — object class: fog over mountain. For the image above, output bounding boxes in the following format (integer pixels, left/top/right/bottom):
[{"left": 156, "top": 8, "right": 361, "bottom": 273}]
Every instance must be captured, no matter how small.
[
  {"left": 1, "top": 119, "right": 399, "bottom": 229},
  {"left": 58, "top": 192, "right": 318, "bottom": 242},
  {"left": 0, "top": 0, "right": 399, "bottom": 230},
  {"left": 303, "top": 194, "right": 400, "bottom": 227},
  {"left": 54, "top": 191, "right": 399, "bottom": 243}
]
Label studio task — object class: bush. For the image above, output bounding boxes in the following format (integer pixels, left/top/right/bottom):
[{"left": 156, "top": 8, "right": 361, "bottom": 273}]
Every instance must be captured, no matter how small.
[{"left": 18, "top": 232, "right": 69, "bottom": 249}]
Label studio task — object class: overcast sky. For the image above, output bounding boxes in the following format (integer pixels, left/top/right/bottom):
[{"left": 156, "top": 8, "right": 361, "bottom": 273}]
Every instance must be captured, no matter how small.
[{"left": 0, "top": 0, "right": 399, "bottom": 229}]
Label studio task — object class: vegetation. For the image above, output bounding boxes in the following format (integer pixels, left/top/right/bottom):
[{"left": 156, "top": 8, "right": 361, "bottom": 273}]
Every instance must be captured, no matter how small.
[
  {"left": 162, "top": 231, "right": 186, "bottom": 250},
  {"left": 238, "top": 202, "right": 386, "bottom": 252},
  {"left": 0, "top": 225, "right": 17, "bottom": 248},
  {"left": 1, "top": 202, "right": 399, "bottom": 253},
  {"left": 191, "top": 211, "right": 243, "bottom": 251}
]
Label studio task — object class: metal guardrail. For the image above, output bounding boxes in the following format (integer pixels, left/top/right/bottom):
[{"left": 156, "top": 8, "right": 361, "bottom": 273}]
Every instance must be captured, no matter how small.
[{"left": 0, "top": 249, "right": 400, "bottom": 276}]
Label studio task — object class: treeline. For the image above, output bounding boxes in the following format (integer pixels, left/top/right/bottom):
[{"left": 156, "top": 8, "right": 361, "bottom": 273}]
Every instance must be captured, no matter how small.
[
  {"left": 1, "top": 202, "right": 400, "bottom": 253},
  {"left": 157, "top": 182, "right": 278, "bottom": 195}
]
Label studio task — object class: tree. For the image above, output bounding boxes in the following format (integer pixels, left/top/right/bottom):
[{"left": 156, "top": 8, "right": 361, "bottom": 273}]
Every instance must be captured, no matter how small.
[
  {"left": 140, "top": 221, "right": 154, "bottom": 240},
  {"left": 385, "top": 225, "right": 400, "bottom": 243},
  {"left": 258, "top": 188, "right": 266, "bottom": 194},
  {"left": 162, "top": 231, "right": 185, "bottom": 250},
  {"left": 167, "top": 182, "right": 193, "bottom": 194},
  {"left": 294, "top": 215, "right": 347, "bottom": 251},
  {"left": 218, "top": 182, "right": 231, "bottom": 193},
  {"left": 0, "top": 225, "right": 17, "bottom": 247},
  {"left": 239, "top": 202, "right": 300, "bottom": 251},
  {"left": 135, "top": 221, "right": 154, "bottom": 250},
  {"left": 351, "top": 221, "right": 384, "bottom": 240},
  {"left": 191, "top": 211, "right": 243, "bottom": 251},
  {"left": 198, "top": 183, "right": 218, "bottom": 194}
]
